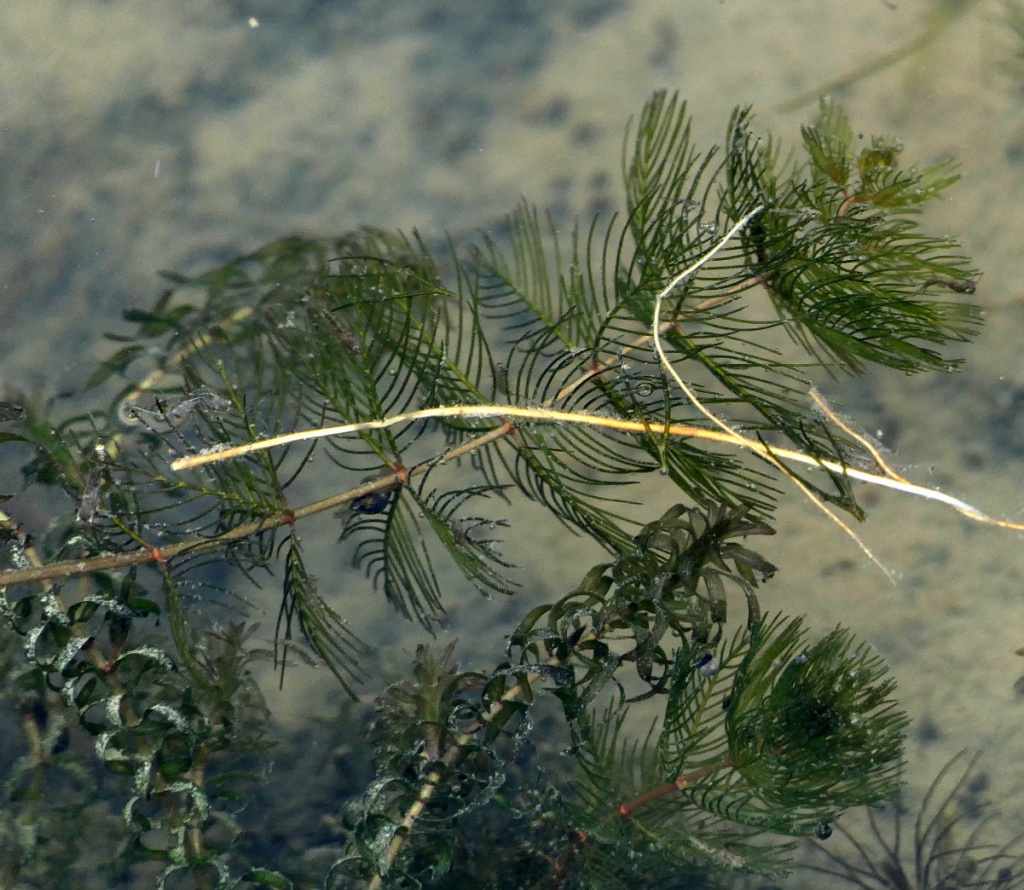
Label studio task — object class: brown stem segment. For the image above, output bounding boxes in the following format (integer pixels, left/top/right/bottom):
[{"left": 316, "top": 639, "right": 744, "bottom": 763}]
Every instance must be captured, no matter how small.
[{"left": 616, "top": 758, "right": 728, "bottom": 819}]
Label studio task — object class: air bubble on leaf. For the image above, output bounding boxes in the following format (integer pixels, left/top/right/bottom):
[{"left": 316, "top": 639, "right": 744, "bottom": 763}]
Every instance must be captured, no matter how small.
[{"left": 697, "top": 652, "right": 719, "bottom": 677}]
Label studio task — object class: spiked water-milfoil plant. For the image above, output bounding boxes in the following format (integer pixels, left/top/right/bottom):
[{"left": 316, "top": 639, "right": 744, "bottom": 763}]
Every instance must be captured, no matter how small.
[{"left": 0, "top": 93, "right": 1003, "bottom": 888}]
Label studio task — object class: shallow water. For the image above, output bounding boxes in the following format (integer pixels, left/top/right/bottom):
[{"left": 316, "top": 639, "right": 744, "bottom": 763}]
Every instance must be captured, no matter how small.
[{"left": 2, "top": 1, "right": 1023, "bottom": 886}]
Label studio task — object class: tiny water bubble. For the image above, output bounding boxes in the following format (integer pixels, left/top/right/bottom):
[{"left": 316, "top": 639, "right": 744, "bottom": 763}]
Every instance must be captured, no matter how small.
[{"left": 696, "top": 653, "right": 719, "bottom": 677}]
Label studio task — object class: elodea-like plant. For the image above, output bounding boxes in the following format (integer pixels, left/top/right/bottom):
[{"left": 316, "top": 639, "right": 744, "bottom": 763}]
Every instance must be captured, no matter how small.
[{"left": 0, "top": 92, "right": 1003, "bottom": 888}]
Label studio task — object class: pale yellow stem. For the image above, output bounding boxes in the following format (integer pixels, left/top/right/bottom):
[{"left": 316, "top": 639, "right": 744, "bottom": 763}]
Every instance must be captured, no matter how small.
[{"left": 170, "top": 210, "right": 1024, "bottom": 554}]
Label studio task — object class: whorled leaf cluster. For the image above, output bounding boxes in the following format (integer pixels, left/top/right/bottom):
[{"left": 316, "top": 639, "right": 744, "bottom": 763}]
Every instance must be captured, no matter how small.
[
  {"left": 331, "top": 504, "right": 907, "bottom": 887},
  {"left": 0, "top": 92, "right": 980, "bottom": 886}
]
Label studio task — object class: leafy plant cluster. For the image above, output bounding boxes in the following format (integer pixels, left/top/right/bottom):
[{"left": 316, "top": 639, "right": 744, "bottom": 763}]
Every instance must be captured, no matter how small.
[{"left": 0, "top": 93, "right": 986, "bottom": 888}]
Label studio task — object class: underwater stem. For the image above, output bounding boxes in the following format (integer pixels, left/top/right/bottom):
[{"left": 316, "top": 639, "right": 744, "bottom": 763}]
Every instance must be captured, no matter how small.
[{"left": 617, "top": 759, "right": 728, "bottom": 819}]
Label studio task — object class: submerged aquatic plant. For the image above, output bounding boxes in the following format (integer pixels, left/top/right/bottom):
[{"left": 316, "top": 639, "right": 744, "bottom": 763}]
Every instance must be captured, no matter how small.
[{"left": 0, "top": 92, "right": 1006, "bottom": 887}]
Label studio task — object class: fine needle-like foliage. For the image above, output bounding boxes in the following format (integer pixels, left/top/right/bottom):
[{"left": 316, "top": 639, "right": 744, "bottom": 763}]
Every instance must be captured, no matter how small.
[
  {"left": 0, "top": 92, "right": 992, "bottom": 887},
  {"left": 807, "top": 750, "right": 1024, "bottom": 890}
]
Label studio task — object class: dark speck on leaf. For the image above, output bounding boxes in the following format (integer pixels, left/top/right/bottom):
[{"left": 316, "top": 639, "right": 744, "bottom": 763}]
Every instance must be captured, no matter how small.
[{"left": 351, "top": 488, "right": 395, "bottom": 515}]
